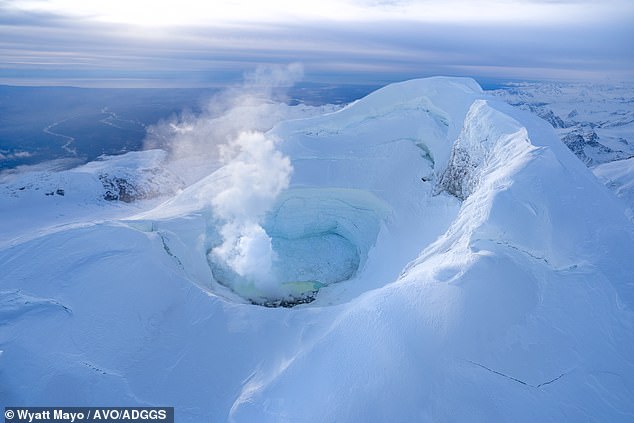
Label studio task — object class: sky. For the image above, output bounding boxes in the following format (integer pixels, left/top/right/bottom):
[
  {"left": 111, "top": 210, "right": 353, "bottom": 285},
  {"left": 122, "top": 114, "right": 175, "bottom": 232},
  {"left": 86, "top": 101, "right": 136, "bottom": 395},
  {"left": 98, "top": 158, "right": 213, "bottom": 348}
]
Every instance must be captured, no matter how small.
[{"left": 0, "top": 0, "right": 633, "bottom": 87}]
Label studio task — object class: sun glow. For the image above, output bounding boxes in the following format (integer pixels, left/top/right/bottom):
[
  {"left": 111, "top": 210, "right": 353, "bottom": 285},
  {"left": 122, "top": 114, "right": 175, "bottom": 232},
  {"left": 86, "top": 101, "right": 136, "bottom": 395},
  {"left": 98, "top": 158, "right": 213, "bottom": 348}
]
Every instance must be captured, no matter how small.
[
  {"left": 10, "top": 0, "right": 621, "bottom": 27},
  {"left": 14, "top": 0, "right": 363, "bottom": 26}
]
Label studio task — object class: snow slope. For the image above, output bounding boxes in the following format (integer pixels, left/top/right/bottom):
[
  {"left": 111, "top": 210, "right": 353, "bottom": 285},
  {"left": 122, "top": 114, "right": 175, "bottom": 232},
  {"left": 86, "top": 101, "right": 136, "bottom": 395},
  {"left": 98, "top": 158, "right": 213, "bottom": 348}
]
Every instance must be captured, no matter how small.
[
  {"left": 1, "top": 77, "right": 634, "bottom": 422},
  {"left": 0, "top": 150, "right": 180, "bottom": 247},
  {"left": 491, "top": 81, "right": 634, "bottom": 226},
  {"left": 594, "top": 156, "right": 634, "bottom": 222}
]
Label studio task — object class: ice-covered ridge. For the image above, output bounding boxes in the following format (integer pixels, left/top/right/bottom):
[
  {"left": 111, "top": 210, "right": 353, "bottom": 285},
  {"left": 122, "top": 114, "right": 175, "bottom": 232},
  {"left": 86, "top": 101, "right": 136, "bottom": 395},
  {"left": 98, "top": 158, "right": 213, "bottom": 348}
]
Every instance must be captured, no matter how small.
[
  {"left": 415, "top": 99, "right": 538, "bottom": 269},
  {"left": 129, "top": 77, "right": 478, "bottom": 306},
  {"left": 2, "top": 77, "right": 634, "bottom": 421},
  {"left": 437, "top": 99, "right": 535, "bottom": 200}
]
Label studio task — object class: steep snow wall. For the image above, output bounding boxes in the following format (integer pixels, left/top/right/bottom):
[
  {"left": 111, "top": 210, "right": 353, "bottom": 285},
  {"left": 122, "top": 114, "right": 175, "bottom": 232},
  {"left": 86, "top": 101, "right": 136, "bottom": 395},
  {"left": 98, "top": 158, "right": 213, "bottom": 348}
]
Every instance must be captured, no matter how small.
[
  {"left": 130, "top": 77, "right": 475, "bottom": 305},
  {"left": 1, "top": 77, "right": 634, "bottom": 422},
  {"left": 437, "top": 99, "right": 535, "bottom": 200},
  {"left": 228, "top": 84, "right": 634, "bottom": 422}
]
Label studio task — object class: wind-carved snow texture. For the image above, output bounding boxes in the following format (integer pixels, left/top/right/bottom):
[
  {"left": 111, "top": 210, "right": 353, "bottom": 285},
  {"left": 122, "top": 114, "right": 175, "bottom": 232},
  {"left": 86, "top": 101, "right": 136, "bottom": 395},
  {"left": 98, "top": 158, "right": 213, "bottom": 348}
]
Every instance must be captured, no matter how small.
[
  {"left": 2, "top": 78, "right": 634, "bottom": 422},
  {"left": 0, "top": 290, "right": 71, "bottom": 324}
]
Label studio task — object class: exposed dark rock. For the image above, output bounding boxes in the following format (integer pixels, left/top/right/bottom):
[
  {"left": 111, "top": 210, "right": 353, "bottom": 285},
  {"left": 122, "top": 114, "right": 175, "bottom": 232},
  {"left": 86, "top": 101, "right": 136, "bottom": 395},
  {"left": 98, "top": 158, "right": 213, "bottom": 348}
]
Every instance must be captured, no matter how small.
[
  {"left": 253, "top": 292, "right": 318, "bottom": 308},
  {"left": 509, "top": 103, "right": 566, "bottom": 128},
  {"left": 99, "top": 175, "right": 142, "bottom": 202},
  {"left": 98, "top": 171, "right": 176, "bottom": 203},
  {"left": 537, "top": 109, "right": 566, "bottom": 128},
  {"left": 436, "top": 146, "right": 479, "bottom": 200},
  {"left": 561, "top": 129, "right": 629, "bottom": 166}
]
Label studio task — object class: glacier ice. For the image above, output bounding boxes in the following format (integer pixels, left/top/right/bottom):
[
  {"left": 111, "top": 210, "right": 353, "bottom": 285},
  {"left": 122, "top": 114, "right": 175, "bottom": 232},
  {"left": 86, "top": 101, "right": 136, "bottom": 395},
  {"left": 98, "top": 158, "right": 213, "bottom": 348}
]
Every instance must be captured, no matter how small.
[{"left": 1, "top": 77, "right": 634, "bottom": 422}]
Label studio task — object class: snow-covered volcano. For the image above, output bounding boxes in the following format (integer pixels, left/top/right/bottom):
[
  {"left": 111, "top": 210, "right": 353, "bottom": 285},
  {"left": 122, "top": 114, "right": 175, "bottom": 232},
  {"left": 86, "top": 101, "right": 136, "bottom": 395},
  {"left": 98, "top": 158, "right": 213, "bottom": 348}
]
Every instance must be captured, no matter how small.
[{"left": 1, "top": 77, "right": 634, "bottom": 421}]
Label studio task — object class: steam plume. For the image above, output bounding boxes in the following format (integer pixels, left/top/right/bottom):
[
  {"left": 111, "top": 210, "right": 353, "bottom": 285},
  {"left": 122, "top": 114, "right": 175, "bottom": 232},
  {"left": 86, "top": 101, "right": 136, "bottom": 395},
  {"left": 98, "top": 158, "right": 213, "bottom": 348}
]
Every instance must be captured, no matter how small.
[
  {"left": 210, "top": 131, "right": 292, "bottom": 292},
  {"left": 144, "top": 64, "right": 306, "bottom": 295}
]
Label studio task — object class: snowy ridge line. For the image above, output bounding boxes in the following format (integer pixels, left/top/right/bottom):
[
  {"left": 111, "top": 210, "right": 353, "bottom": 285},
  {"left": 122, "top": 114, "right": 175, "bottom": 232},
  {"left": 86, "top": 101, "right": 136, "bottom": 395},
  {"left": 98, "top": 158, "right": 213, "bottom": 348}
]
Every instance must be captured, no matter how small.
[
  {"left": 490, "top": 81, "right": 634, "bottom": 217},
  {"left": 2, "top": 77, "right": 634, "bottom": 421},
  {"left": 0, "top": 149, "right": 181, "bottom": 247},
  {"left": 403, "top": 99, "right": 538, "bottom": 277}
]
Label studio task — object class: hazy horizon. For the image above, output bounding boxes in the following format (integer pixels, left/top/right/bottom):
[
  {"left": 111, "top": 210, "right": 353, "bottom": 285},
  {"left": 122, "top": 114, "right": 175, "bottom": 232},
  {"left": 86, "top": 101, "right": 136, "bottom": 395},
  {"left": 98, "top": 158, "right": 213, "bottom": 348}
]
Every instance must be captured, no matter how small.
[{"left": 1, "top": 0, "right": 633, "bottom": 88}]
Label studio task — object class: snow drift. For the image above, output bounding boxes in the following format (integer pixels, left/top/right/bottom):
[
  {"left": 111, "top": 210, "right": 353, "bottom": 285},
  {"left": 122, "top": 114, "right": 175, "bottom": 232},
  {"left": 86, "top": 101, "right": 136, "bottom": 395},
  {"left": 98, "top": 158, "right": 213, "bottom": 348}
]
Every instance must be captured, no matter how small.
[{"left": 1, "top": 77, "right": 634, "bottom": 422}]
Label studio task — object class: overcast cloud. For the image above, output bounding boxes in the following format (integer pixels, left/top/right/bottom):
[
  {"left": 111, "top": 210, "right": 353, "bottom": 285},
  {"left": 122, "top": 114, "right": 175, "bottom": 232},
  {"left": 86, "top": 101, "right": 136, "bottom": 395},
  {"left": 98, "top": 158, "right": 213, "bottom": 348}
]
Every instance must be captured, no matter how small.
[{"left": 0, "top": 0, "right": 632, "bottom": 87}]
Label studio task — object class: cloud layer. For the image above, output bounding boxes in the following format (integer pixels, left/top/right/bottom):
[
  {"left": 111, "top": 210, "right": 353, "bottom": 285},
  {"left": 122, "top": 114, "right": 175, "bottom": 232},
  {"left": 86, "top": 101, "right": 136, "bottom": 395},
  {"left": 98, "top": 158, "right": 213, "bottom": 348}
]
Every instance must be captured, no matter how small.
[{"left": 1, "top": 0, "right": 633, "bottom": 86}]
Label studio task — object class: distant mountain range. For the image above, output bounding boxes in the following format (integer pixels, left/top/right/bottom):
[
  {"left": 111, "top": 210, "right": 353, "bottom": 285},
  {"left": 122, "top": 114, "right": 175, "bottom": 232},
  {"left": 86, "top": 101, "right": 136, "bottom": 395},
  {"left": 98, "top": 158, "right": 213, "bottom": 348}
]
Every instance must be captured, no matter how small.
[
  {"left": 2, "top": 78, "right": 633, "bottom": 421},
  {"left": 490, "top": 81, "right": 634, "bottom": 166},
  {"left": 491, "top": 81, "right": 634, "bottom": 220}
]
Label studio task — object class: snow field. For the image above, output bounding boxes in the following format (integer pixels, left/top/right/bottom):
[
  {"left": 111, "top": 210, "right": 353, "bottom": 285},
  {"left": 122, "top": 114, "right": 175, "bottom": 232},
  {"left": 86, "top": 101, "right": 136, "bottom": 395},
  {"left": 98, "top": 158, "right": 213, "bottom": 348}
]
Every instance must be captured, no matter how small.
[{"left": 2, "top": 77, "right": 634, "bottom": 421}]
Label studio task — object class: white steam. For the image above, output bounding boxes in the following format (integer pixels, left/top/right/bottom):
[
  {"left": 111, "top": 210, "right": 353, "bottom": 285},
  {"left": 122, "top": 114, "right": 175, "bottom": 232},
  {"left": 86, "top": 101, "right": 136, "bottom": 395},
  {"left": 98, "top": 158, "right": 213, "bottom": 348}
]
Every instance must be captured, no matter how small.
[
  {"left": 212, "top": 132, "right": 292, "bottom": 221},
  {"left": 143, "top": 63, "right": 329, "bottom": 297},
  {"left": 210, "top": 131, "right": 292, "bottom": 294},
  {"left": 144, "top": 63, "right": 305, "bottom": 185}
]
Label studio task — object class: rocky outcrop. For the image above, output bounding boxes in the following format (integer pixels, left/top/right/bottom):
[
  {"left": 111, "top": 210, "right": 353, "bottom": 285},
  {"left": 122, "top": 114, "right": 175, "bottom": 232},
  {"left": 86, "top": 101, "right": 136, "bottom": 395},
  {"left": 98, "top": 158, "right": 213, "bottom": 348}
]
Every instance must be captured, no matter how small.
[{"left": 99, "top": 168, "right": 181, "bottom": 202}]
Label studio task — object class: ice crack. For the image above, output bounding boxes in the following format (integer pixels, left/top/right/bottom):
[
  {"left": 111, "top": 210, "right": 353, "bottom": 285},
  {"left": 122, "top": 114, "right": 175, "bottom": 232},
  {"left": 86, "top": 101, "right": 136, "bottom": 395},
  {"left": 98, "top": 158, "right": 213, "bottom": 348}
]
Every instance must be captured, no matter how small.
[{"left": 466, "top": 359, "right": 570, "bottom": 389}]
